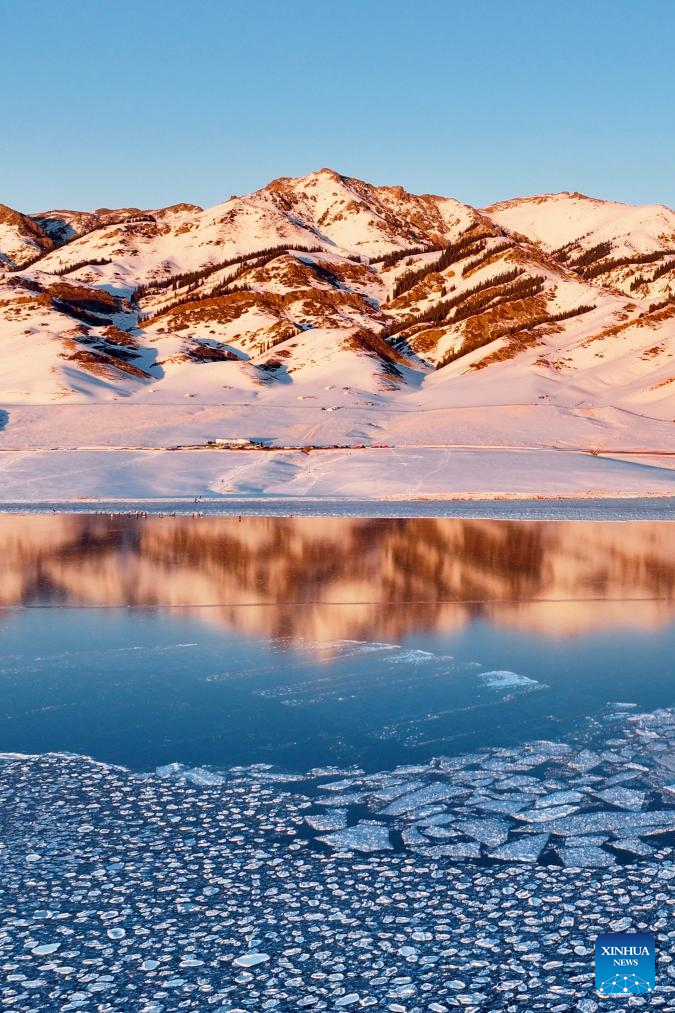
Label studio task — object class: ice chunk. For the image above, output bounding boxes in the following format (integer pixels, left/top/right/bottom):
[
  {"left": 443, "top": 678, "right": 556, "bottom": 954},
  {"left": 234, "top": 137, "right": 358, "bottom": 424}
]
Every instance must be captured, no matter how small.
[
  {"left": 525, "top": 741, "right": 573, "bottom": 761},
  {"left": 567, "top": 750, "right": 602, "bottom": 772},
  {"left": 315, "top": 791, "right": 366, "bottom": 805},
  {"left": 318, "top": 821, "right": 393, "bottom": 853},
  {"left": 233, "top": 952, "right": 270, "bottom": 967},
  {"left": 421, "top": 825, "right": 456, "bottom": 840},
  {"left": 479, "top": 670, "right": 540, "bottom": 691},
  {"left": 493, "top": 775, "right": 540, "bottom": 789},
  {"left": 519, "top": 810, "right": 675, "bottom": 836},
  {"left": 557, "top": 846, "right": 616, "bottom": 868},
  {"left": 155, "top": 762, "right": 184, "bottom": 777},
  {"left": 533, "top": 790, "right": 584, "bottom": 808},
  {"left": 318, "top": 778, "right": 360, "bottom": 792},
  {"left": 564, "top": 835, "right": 610, "bottom": 846},
  {"left": 304, "top": 810, "right": 348, "bottom": 832},
  {"left": 516, "top": 804, "right": 580, "bottom": 823},
  {"left": 474, "top": 797, "right": 531, "bottom": 816},
  {"left": 490, "top": 834, "right": 549, "bottom": 863},
  {"left": 370, "top": 780, "right": 425, "bottom": 803},
  {"left": 430, "top": 841, "right": 481, "bottom": 860},
  {"left": 414, "top": 813, "right": 454, "bottom": 827},
  {"left": 385, "top": 649, "right": 438, "bottom": 665},
  {"left": 611, "top": 838, "right": 654, "bottom": 856},
  {"left": 603, "top": 771, "right": 640, "bottom": 786},
  {"left": 31, "top": 942, "right": 60, "bottom": 955},
  {"left": 182, "top": 767, "right": 225, "bottom": 786},
  {"left": 592, "top": 787, "right": 646, "bottom": 810},
  {"left": 455, "top": 817, "right": 510, "bottom": 847},
  {"left": 379, "top": 783, "right": 462, "bottom": 816},
  {"left": 401, "top": 824, "right": 431, "bottom": 850}
]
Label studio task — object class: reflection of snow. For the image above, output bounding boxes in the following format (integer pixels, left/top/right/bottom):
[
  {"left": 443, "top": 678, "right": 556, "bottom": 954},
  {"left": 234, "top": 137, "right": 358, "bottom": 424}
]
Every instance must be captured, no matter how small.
[{"left": 599, "top": 972, "right": 652, "bottom": 994}]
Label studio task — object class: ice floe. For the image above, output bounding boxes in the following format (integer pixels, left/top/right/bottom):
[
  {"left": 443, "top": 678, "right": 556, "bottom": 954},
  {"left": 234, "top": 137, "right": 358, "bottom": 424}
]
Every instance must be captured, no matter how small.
[{"left": 317, "top": 821, "right": 393, "bottom": 853}]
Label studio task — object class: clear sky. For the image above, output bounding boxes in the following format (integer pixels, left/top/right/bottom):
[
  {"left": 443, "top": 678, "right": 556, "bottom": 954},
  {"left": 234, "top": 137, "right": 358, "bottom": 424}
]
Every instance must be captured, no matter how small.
[{"left": 3, "top": 0, "right": 674, "bottom": 213}]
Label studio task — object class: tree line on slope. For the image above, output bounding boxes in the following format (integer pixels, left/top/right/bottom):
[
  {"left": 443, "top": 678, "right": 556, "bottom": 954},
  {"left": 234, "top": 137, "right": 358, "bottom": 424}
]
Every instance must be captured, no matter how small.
[
  {"left": 630, "top": 258, "right": 675, "bottom": 290},
  {"left": 390, "top": 232, "right": 493, "bottom": 299},
  {"left": 435, "top": 302, "right": 596, "bottom": 368},
  {"left": 134, "top": 244, "right": 324, "bottom": 300},
  {"left": 380, "top": 268, "right": 530, "bottom": 340}
]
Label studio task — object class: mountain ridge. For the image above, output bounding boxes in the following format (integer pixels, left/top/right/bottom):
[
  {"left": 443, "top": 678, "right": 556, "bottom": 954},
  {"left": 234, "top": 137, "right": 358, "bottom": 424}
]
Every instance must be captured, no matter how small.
[{"left": 0, "top": 170, "right": 673, "bottom": 454}]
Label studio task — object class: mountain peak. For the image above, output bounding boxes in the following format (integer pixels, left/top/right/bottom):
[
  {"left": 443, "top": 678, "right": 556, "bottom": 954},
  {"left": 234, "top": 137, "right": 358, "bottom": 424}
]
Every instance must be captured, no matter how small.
[{"left": 0, "top": 170, "right": 672, "bottom": 412}]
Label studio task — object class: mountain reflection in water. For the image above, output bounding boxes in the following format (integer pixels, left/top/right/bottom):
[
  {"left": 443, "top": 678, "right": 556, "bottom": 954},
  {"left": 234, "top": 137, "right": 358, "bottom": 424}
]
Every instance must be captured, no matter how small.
[{"left": 1, "top": 515, "right": 674, "bottom": 642}]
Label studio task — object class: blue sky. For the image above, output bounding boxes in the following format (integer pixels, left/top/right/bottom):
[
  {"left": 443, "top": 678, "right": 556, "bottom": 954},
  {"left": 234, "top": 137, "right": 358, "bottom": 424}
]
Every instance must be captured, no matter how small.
[{"left": 3, "top": 0, "right": 674, "bottom": 212}]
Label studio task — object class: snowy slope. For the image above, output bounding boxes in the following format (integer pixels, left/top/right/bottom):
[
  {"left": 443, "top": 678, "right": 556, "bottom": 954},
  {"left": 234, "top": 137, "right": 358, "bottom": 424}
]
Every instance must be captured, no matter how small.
[
  {"left": 0, "top": 170, "right": 673, "bottom": 500},
  {"left": 486, "top": 191, "right": 675, "bottom": 303}
]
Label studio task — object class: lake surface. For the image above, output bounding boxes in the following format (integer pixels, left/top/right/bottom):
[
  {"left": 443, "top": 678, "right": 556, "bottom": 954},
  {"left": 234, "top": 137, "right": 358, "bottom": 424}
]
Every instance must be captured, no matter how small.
[
  {"left": 3, "top": 513, "right": 675, "bottom": 1011},
  {"left": 1, "top": 513, "right": 674, "bottom": 771}
]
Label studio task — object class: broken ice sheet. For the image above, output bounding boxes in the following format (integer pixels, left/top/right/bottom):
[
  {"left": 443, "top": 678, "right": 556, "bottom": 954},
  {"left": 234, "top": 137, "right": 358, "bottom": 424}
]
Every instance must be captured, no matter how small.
[
  {"left": 557, "top": 846, "right": 616, "bottom": 868},
  {"left": 603, "top": 771, "right": 641, "bottom": 786},
  {"left": 383, "top": 649, "right": 440, "bottom": 665},
  {"left": 517, "top": 804, "right": 580, "bottom": 823},
  {"left": 318, "top": 778, "right": 361, "bottom": 792},
  {"left": 611, "top": 838, "right": 654, "bottom": 856},
  {"left": 567, "top": 750, "right": 602, "bottom": 772},
  {"left": 493, "top": 774, "right": 541, "bottom": 789},
  {"left": 524, "top": 741, "right": 573, "bottom": 762},
  {"left": 474, "top": 796, "right": 532, "bottom": 816},
  {"left": 592, "top": 787, "right": 646, "bottom": 810},
  {"left": 428, "top": 841, "right": 482, "bottom": 860},
  {"left": 479, "top": 670, "right": 541, "bottom": 691},
  {"left": 379, "top": 782, "right": 463, "bottom": 816},
  {"left": 318, "top": 820, "right": 392, "bottom": 852},
  {"left": 304, "top": 809, "right": 348, "bottom": 832},
  {"left": 421, "top": 825, "right": 456, "bottom": 840},
  {"left": 564, "top": 835, "right": 610, "bottom": 846},
  {"left": 155, "top": 762, "right": 184, "bottom": 777},
  {"left": 401, "top": 824, "right": 432, "bottom": 850},
  {"left": 182, "top": 767, "right": 225, "bottom": 786},
  {"left": 533, "top": 790, "right": 585, "bottom": 808},
  {"left": 314, "top": 791, "right": 366, "bottom": 805},
  {"left": 518, "top": 810, "right": 675, "bottom": 836},
  {"left": 370, "top": 779, "right": 426, "bottom": 804},
  {"left": 455, "top": 817, "right": 510, "bottom": 847},
  {"left": 490, "top": 834, "right": 550, "bottom": 863}
]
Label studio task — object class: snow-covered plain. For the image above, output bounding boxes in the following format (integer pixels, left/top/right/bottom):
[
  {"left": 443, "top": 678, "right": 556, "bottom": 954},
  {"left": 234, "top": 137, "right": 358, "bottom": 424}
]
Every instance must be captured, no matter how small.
[
  {"left": 1, "top": 171, "right": 673, "bottom": 504},
  {"left": 1, "top": 447, "right": 674, "bottom": 505}
]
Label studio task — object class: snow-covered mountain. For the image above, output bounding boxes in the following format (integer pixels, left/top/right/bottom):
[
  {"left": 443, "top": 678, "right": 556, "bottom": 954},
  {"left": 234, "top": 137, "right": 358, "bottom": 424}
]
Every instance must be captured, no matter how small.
[{"left": 0, "top": 171, "right": 673, "bottom": 475}]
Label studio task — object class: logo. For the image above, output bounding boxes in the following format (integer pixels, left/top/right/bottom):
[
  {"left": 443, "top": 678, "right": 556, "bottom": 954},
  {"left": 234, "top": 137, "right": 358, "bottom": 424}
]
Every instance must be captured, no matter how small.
[{"left": 595, "top": 933, "right": 655, "bottom": 995}]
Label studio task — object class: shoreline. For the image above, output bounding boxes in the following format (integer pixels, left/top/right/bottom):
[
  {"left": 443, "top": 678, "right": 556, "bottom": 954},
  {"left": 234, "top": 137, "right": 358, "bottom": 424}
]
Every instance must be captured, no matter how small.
[{"left": 1, "top": 494, "right": 674, "bottom": 520}]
